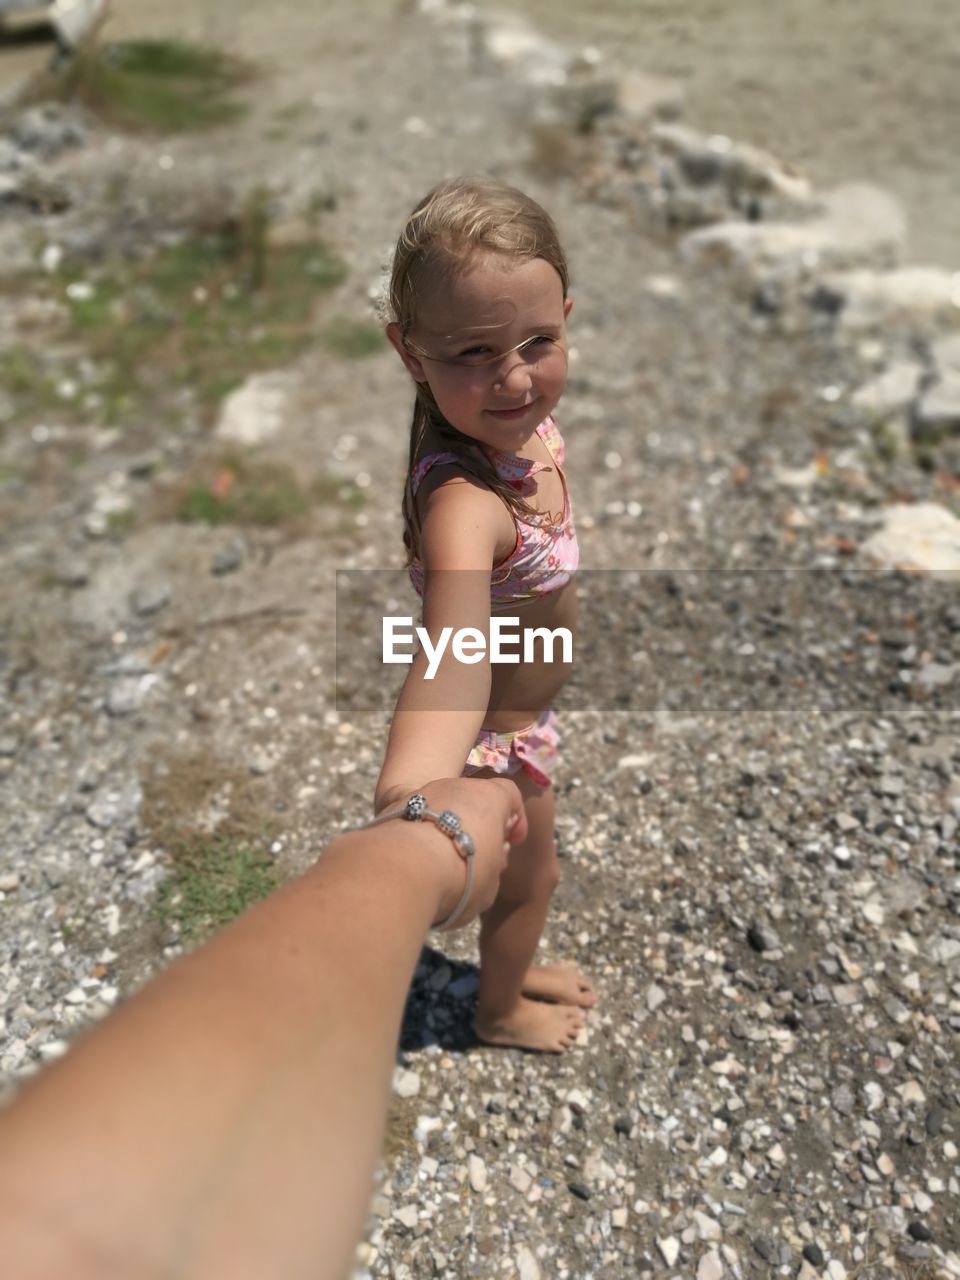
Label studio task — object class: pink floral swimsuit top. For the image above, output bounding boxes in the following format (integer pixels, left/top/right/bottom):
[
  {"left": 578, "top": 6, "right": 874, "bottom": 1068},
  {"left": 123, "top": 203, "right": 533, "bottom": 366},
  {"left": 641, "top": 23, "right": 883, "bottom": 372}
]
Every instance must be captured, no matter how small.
[{"left": 408, "top": 416, "right": 579, "bottom": 611}]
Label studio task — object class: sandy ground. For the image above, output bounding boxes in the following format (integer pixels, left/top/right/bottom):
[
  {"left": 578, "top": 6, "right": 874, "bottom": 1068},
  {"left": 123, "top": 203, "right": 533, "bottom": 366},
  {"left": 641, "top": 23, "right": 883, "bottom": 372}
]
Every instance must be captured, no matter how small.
[{"left": 3, "top": 0, "right": 957, "bottom": 265}]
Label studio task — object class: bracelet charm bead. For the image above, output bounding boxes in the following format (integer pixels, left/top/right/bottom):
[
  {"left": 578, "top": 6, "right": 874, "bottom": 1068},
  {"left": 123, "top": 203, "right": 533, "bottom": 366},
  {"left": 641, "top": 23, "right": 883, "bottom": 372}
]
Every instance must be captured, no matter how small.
[{"left": 367, "top": 792, "right": 476, "bottom": 930}]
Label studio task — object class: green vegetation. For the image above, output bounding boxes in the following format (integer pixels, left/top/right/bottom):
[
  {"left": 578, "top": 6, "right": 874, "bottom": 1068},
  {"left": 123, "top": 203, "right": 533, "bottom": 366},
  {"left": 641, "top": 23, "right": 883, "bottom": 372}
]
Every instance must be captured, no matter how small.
[
  {"left": 323, "top": 316, "right": 385, "bottom": 359},
  {"left": 176, "top": 454, "right": 362, "bottom": 528},
  {"left": 0, "top": 225, "right": 348, "bottom": 431},
  {"left": 154, "top": 833, "right": 277, "bottom": 946},
  {"left": 34, "top": 38, "right": 251, "bottom": 133}
]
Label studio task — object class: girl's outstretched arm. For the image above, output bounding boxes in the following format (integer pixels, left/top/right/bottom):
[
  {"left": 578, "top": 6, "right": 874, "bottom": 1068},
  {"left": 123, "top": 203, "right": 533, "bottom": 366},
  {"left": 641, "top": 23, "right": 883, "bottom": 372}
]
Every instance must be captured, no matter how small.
[
  {"left": 0, "top": 777, "right": 527, "bottom": 1280},
  {"left": 375, "top": 471, "right": 508, "bottom": 812}
]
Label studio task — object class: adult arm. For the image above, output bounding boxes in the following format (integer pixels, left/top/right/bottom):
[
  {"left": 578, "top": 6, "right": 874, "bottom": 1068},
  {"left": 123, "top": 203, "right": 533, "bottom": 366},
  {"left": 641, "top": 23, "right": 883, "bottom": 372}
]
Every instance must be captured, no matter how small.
[{"left": 0, "top": 777, "right": 526, "bottom": 1280}]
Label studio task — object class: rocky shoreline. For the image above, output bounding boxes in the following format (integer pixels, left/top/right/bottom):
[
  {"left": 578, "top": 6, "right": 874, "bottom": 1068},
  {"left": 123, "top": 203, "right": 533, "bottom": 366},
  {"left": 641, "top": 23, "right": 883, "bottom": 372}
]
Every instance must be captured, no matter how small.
[{"left": 1, "top": 3, "right": 958, "bottom": 1277}]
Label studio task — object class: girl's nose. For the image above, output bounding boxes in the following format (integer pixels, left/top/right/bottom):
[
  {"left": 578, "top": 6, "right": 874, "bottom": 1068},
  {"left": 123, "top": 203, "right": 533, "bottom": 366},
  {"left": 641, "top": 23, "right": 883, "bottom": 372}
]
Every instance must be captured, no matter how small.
[{"left": 493, "top": 350, "right": 533, "bottom": 394}]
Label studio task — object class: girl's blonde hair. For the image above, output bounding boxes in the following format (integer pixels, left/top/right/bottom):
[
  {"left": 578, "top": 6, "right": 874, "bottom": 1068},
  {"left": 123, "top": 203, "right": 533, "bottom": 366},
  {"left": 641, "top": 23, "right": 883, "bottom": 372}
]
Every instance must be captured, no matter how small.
[{"left": 388, "top": 176, "right": 570, "bottom": 562}]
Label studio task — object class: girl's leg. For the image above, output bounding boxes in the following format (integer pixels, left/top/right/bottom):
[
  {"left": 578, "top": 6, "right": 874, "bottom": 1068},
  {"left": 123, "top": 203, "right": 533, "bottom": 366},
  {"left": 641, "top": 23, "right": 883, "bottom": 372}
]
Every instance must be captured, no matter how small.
[{"left": 473, "top": 770, "right": 592, "bottom": 1053}]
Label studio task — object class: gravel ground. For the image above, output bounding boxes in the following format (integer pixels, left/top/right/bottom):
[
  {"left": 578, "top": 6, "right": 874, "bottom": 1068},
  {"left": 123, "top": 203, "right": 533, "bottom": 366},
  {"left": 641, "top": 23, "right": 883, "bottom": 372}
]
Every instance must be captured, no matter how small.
[{"left": 1, "top": 3, "right": 958, "bottom": 1279}]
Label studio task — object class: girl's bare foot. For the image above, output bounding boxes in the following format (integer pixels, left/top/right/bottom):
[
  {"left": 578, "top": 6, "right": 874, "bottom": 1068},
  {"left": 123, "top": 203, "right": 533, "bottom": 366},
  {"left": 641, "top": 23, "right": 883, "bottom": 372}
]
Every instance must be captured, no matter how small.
[
  {"left": 474, "top": 997, "right": 586, "bottom": 1053},
  {"left": 522, "top": 963, "right": 596, "bottom": 1008}
]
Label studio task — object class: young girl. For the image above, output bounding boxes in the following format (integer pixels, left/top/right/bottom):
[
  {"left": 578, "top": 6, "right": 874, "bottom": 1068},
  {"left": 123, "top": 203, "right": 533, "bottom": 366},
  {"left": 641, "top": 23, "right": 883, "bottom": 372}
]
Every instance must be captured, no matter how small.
[{"left": 374, "top": 177, "right": 595, "bottom": 1053}]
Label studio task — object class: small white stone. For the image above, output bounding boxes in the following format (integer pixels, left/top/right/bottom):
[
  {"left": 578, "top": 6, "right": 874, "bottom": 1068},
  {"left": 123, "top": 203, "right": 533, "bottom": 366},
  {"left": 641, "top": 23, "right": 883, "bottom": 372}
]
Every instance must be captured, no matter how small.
[
  {"left": 862, "top": 901, "right": 885, "bottom": 925},
  {"left": 862, "top": 1081, "right": 885, "bottom": 1112},
  {"left": 38, "top": 1040, "right": 69, "bottom": 1063},
  {"left": 876, "top": 1152, "right": 895, "bottom": 1176},
  {"left": 0, "top": 873, "right": 20, "bottom": 892},
  {"left": 510, "top": 1164, "right": 532, "bottom": 1195},
  {"left": 693, "top": 1210, "right": 722, "bottom": 1241},
  {"left": 646, "top": 982, "right": 667, "bottom": 1012},
  {"left": 657, "top": 1237, "right": 680, "bottom": 1267},
  {"left": 394, "top": 1069, "right": 421, "bottom": 1098},
  {"left": 827, "top": 1260, "right": 847, "bottom": 1280},
  {"left": 516, "top": 1245, "right": 541, "bottom": 1280},
  {"left": 914, "top": 1190, "right": 933, "bottom": 1213},
  {"left": 697, "top": 1248, "right": 724, "bottom": 1280},
  {"left": 393, "top": 1204, "right": 419, "bottom": 1229},
  {"left": 468, "top": 1154, "right": 487, "bottom": 1192},
  {"left": 899, "top": 1080, "right": 926, "bottom": 1105},
  {"left": 611, "top": 1207, "right": 629, "bottom": 1229},
  {"left": 64, "top": 986, "right": 86, "bottom": 1005}
]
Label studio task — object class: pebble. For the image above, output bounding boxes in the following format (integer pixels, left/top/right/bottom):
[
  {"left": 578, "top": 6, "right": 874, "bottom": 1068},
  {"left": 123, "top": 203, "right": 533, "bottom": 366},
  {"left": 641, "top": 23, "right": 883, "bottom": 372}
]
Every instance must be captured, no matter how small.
[
  {"left": 694, "top": 1211, "right": 722, "bottom": 1241},
  {"left": 467, "top": 1154, "right": 486, "bottom": 1193},
  {"left": 803, "top": 1243, "right": 825, "bottom": 1266},
  {"left": 747, "top": 921, "right": 780, "bottom": 952},
  {"left": 646, "top": 981, "right": 667, "bottom": 1011},
  {"left": 567, "top": 1181, "right": 591, "bottom": 1201},
  {"left": 129, "top": 581, "right": 172, "bottom": 617},
  {"left": 516, "top": 1245, "right": 541, "bottom": 1280},
  {"left": 394, "top": 1069, "right": 421, "bottom": 1099},
  {"left": 657, "top": 1237, "right": 680, "bottom": 1267},
  {"left": 211, "top": 541, "right": 245, "bottom": 576},
  {"left": 697, "top": 1249, "right": 724, "bottom": 1280},
  {"left": 0, "top": 873, "right": 20, "bottom": 893}
]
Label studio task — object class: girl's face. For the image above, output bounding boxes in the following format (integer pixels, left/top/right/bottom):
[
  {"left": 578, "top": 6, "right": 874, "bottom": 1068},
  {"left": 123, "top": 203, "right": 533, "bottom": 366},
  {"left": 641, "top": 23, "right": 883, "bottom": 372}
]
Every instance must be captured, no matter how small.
[{"left": 387, "top": 251, "right": 573, "bottom": 453}]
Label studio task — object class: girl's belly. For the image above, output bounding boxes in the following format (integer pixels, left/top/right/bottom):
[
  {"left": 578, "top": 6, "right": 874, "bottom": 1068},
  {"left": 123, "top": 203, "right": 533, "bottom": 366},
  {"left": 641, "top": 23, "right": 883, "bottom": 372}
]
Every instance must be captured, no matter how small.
[{"left": 483, "top": 580, "right": 577, "bottom": 734}]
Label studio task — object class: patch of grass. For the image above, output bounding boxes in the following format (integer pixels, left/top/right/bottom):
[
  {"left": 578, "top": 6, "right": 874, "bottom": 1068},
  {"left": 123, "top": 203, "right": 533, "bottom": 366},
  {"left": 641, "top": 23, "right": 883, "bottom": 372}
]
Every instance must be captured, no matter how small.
[
  {"left": 0, "top": 225, "right": 348, "bottom": 430},
  {"left": 323, "top": 316, "right": 385, "bottom": 359},
  {"left": 154, "top": 833, "right": 277, "bottom": 945},
  {"left": 178, "top": 455, "right": 311, "bottom": 528},
  {"left": 33, "top": 38, "right": 251, "bottom": 133},
  {"left": 175, "top": 456, "right": 365, "bottom": 528}
]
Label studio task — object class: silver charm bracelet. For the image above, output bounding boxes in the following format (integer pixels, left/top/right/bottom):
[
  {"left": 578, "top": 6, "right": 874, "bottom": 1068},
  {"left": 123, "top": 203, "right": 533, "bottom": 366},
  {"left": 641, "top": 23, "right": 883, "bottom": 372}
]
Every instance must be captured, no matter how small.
[{"left": 364, "top": 793, "right": 476, "bottom": 930}]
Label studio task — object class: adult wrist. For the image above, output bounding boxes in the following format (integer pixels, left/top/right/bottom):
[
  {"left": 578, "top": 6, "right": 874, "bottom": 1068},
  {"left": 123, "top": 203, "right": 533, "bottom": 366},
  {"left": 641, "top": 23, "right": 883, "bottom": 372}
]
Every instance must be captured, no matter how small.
[{"left": 361, "top": 794, "right": 476, "bottom": 930}]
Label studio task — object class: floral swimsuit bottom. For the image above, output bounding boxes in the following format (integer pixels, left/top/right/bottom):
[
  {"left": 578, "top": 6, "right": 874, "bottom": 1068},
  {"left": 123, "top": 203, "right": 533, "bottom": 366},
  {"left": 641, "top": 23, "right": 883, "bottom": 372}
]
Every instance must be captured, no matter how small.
[{"left": 462, "top": 707, "right": 560, "bottom": 789}]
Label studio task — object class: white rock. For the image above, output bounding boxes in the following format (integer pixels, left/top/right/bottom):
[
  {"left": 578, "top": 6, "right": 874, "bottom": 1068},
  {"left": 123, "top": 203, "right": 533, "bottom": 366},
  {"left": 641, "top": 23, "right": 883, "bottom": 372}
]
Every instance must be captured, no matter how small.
[
  {"left": 646, "top": 982, "right": 667, "bottom": 1012},
  {"left": 861, "top": 503, "right": 960, "bottom": 574},
  {"left": 611, "top": 1207, "right": 629, "bottom": 1229},
  {"left": 827, "top": 1260, "right": 847, "bottom": 1280},
  {"left": 215, "top": 371, "right": 292, "bottom": 446},
  {"left": 917, "top": 371, "right": 960, "bottom": 435},
  {"left": 393, "top": 1204, "right": 419, "bottom": 1229},
  {"left": 693, "top": 1210, "right": 722, "bottom": 1241},
  {"left": 468, "top": 1153, "right": 487, "bottom": 1192},
  {"left": 657, "top": 1236, "right": 680, "bottom": 1267},
  {"left": 510, "top": 1164, "right": 533, "bottom": 1195},
  {"left": 682, "top": 183, "right": 904, "bottom": 278},
  {"left": 393, "top": 1069, "right": 421, "bottom": 1099},
  {"left": 565, "top": 1087, "right": 591, "bottom": 1112},
  {"left": 516, "top": 1244, "right": 541, "bottom": 1280},
  {"left": 899, "top": 1080, "right": 926, "bottom": 1105},
  {"left": 850, "top": 362, "right": 923, "bottom": 415},
  {"left": 862, "top": 900, "right": 885, "bottom": 926},
  {"left": 823, "top": 266, "right": 960, "bottom": 330},
  {"left": 0, "top": 873, "right": 20, "bottom": 892},
  {"left": 697, "top": 1248, "right": 724, "bottom": 1280},
  {"left": 932, "top": 332, "right": 960, "bottom": 375},
  {"left": 862, "top": 1081, "right": 885, "bottom": 1112},
  {"left": 477, "top": 15, "right": 570, "bottom": 85}
]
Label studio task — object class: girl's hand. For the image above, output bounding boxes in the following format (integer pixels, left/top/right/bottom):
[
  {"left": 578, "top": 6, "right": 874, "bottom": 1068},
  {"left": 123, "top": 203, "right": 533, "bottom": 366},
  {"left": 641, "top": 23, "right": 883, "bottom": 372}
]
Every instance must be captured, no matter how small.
[{"left": 415, "top": 777, "right": 528, "bottom": 927}]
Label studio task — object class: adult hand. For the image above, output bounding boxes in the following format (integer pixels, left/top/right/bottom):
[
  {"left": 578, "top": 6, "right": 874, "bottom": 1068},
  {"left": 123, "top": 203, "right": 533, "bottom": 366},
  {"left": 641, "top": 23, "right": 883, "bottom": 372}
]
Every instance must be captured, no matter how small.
[{"left": 413, "top": 776, "right": 528, "bottom": 927}]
